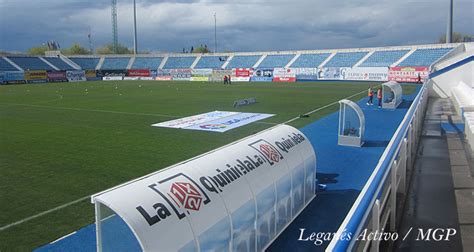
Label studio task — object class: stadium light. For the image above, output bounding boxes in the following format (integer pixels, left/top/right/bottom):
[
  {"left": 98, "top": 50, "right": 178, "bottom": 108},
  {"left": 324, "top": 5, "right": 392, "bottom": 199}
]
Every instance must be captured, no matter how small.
[
  {"left": 133, "top": 0, "right": 138, "bottom": 55},
  {"left": 214, "top": 13, "right": 217, "bottom": 53},
  {"left": 446, "top": 0, "right": 453, "bottom": 43}
]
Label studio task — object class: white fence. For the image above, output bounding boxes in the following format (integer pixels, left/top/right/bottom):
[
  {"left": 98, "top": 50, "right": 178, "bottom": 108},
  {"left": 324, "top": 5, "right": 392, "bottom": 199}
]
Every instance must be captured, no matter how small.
[{"left": 326, "top": 81, "right": 430, "bottom": 251}]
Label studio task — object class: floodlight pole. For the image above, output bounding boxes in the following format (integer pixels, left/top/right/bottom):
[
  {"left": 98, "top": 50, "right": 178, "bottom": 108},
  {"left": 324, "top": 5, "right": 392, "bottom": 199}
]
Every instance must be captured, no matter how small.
[
  {"left": 446, "top": 0, "right": 453, "bottom": 43},
  {"left": 214, "top": 13, "right": 217, "bottom": 53},
  {"left": 133, "top": 0, "right": 138, "bottom": 55}
]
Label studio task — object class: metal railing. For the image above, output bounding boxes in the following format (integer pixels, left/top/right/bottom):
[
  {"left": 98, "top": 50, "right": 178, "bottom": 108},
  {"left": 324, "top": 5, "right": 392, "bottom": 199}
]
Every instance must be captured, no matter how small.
[{"left": 326, "top": 81, "right": 430, "bottom": 252}]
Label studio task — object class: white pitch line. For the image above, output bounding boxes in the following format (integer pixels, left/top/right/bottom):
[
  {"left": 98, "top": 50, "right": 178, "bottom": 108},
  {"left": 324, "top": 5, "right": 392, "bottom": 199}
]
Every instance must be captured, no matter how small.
[
  {"left": 0, "top": 86, "right": 370, "bottom": 232},
  {"left": 0, "top": 103, "right": 179, "bottom": 119},
  {"left": 51, "top": 231, "right": 77, "bottom": 244},
  {"left": 0, "top": 196, "right": 90, "bottom": 232}
]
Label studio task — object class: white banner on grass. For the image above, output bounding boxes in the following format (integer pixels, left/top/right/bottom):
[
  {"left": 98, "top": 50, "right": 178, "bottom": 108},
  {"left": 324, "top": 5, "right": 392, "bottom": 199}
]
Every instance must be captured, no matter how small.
[
  {"left": 151, "top": 111, "right": 239, "bottom": 129},
  {"left": 103, "top": 76, "right": 123, "bottom": 81},
  {"left": 185, "top": 112, "right": 274, "bottom": 132}
]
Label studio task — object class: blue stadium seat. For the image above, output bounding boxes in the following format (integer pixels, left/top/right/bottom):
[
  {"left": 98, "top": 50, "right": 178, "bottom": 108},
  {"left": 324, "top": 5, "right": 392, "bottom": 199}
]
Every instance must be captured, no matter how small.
[
  {"left": 226, "top": 55, "right": 261, "bottom": 69},
  {"left": 131, "top": 57, "right": 163, "bottom": 70},
  {"left": 194, "top": 56, "right": 225, "bottom": 69},
  {"left": 324, "top": 52, "right": 368, "bottom": 67},
  {"left": 290, "top": 53, "right": 331, "bottom": 68},
  {"left": 398, "top": 48, "right": 453, "bottom": 67},
  {"left": 43, "top": 57, "right": 75, "bottom": 70},
  {"left": 101, "top": 57, "right": 130, "bottom": 70},
  {"left": 359, "top": 50, "right": 409, "bottom": 67},
  {"left": 7, "top": 56, "right": 55, "bottom": 71},
  {"left": 258, "top": 54, "right": 295, "bottom": 68},
  {"left": 0, "top": 58, "right": 18, "bottom": 71},
  {"left": 69, "top": 57, "right": 100, "bottom": 70},
  {"left": 163, "top": 56, "right": 196, "bottom": 69}
]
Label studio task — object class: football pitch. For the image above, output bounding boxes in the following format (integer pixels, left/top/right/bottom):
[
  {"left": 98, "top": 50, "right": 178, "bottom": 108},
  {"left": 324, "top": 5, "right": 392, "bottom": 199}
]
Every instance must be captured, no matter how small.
[{"left": 0, "top": 80, "right": 411, "bottom": 249}]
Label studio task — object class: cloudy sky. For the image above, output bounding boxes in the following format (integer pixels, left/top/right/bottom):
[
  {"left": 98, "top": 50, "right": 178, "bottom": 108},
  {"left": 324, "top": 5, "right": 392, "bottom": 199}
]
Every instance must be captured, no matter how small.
[{"left": 0, "top": 0, "right": 472, "bottom": 53}]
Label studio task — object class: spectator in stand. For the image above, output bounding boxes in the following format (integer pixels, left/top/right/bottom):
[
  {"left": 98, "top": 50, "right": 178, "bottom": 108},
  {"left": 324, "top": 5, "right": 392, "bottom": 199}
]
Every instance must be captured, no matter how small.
[
  {"left": 377, "top": 87, "right": 383, "bottom": 108},
  {"left": 223, "top": 75, "right": 228, "bottom": 85},
  {"left": 366, "top": 87, "right": 374, "bottom": 105}
]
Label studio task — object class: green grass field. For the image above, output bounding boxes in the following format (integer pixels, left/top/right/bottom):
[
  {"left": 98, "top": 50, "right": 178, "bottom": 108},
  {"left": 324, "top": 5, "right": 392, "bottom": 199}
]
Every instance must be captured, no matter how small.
[{"left": 0, "top": 80, "right": 406, "bottom": 250}]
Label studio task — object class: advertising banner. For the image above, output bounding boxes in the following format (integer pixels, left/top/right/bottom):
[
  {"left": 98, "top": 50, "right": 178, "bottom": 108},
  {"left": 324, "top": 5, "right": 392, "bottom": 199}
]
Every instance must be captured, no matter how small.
[
  {"left": 251, "top": 68, "right": 273, "bottom": 82},
  {"left": 292, "top": 68, "right": 318, "bottom": 81},
  {"left": 171, "top": 69, "right": 192, "bottom": 81},
  {"left": 210, "top": 69, "right": 232, "bottom": 82},
  {"left": 0, "top": 71, "right": 25, "bottom": 84},
  {"left": 231, "top": 77, "right": 250, "bottom": 82},
  {"left": 85, "top": 70, "right": 100, "bottom": 81},
  {"left": 233, "top": 98, "right": 257, "bottom": 108},
  {"left": 25, "top": 70, "right": 48, "bottom": 83},
  {"left": 66, "top": 70, "right": 86, "bottom": 82},
  {"left": 192, "top": 69, "right": 213, "bottom": 76},
  {"left": 156, "top": 69, "right": 171, "bottom": 76},
  {"left": 388, "top": 66, "right": 429, "bottom": 83},
  {"left": 154, "top": 76, "right": 172, "bottom": 81},
  {"left": 47, "top": 71, "right": 68, "bottom": 82},
  {"left": 233, "top": 68, "right": 252, "bottom": 77},
  {"left": 152, "top": 111, "right": 239, "bottom": 129},
  {"left": 140, "top": 77, "right": 154, "bottom": 80},
  {"left": 128, "top": 69, "right": 150, "bottom": 77},
  {"left": 103, "top": 76, "right": 123, "bottom": 81},
  {"left": 344, "top": 67, "right": 388, "bottom": 81},
  {"left": 191, "top": 76, "right": 209, "bottom": 82},
  {"left": 185, "top": 112, "right": 274, "bottom": 133},
  {"left": 124, "top": 77, "right": 140, "bottom": 80},
  {"left": 96, "top": 70, "right": 126, "bottom": 78},
  {"left": 317, "top": 67, "right": 348, "bottom": 80},
  {"left": 273, "top": 68, "right": 296, "bottom": 82}
]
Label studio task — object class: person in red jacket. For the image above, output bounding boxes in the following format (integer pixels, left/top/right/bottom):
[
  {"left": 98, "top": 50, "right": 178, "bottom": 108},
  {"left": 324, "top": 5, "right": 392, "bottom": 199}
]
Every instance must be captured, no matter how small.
[{"left": 377, "top": 87, "right": 383, "bottom": 108}]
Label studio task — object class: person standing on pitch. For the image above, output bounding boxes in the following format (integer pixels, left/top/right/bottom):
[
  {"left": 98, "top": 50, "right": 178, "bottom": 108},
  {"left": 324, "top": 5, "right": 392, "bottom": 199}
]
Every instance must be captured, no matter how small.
[
  {"left": 223, "top": 75, "right": 228, "bottom": 85},
  {"left": 367, "top": 87, "right": 374, "bottom": 105},
  {"left": 377, "top": 87, "right": 383, "bottom": 108}
]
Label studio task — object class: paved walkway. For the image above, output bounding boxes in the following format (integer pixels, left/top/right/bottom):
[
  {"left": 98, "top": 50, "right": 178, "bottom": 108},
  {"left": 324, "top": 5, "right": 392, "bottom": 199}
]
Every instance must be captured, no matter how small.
[{"left": 395, "top": 98, "right": 473, "bottom": 252}]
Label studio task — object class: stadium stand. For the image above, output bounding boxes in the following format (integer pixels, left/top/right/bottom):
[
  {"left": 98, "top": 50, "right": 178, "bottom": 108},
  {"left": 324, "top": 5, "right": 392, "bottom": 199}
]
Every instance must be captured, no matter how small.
[
  {"left": 7, "top": 56, "right": 55, "bottom": 70},
  {"left": 359, "top": 50, "right": 410, "bottom": 67},
  {"left": 194, "top": 56, "right": 225, "bottom": 69},
  {"left": 225, "top": 55, "right": 261, "bottom": 69},
  {"left": 69, "top": 57, "right": 100, "bottom": 70},
  {"left": 43, "top": 57, "right": 75, "bottom": 70},
  {"left": 131, "top": 57, "right": 163, "bottom": 70},
  {"left": 0, "top": 57, "right": 18, "bottom": 71},
  {"left": 324, "top": 51, "right": 368, "bottom": 67},
  {"left": 258, "top": 54, "right": 295, "bottom": 68},
  {"left": 101, "top": 57, "right": 130, "bottom": 70},
  {"left": 290, "top": 53, "right": 331, "bottom": 68},
  {"left": 398, "top": 48, "right": 453, "bottom": 66},
  {"left": 163, "top": 56, "right": 196, "bottom": 69}
]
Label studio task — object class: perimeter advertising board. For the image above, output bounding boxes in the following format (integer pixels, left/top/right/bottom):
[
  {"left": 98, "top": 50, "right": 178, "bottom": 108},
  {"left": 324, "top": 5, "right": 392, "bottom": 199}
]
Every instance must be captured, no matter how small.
[
  {"left": 171, "top": 69, "right": 192, "bottom": 81},
  {"left": 47, "top": 71, "right": 68, "bottom": 82},
  {"left": 0, "top": 71, "right": 25, "bottom": 84},
  {"left": 232, "top": 68, "right": 252, "bottom": 82},
  {"left": 317, "top": 67, "right": 347, "bottom": 80},
  {"left": 25, "top": 70, "right": 48, "bottom": 83},
  {"left": 273, "top": 68, "right": 296, "bottom": 82},
  {"left": 344, "top": 67, "right": 388, "bottom": 81},
  {"left": 388, "top": 66, "right": 429, "bottom": 83},
  {"left": 128, "top": 69, "right": 150, "bottom": 77},
  {"left": 292, "top": 68, "right": 318, "bottom": 81},
  {"left": 92, "top": 125, "right": 316, "bottom": 251},
  {"left": 191, "top": 69, "right": 212, "bottom": 81},
  {"left": 85, "top": 70, "right": 100, "bottom": 81},
  {"left": 66, "top": 70, "right": 86, "bottom": 82},
  {"left": 251, "top": 68, "right": 273, "bottom": 82}
]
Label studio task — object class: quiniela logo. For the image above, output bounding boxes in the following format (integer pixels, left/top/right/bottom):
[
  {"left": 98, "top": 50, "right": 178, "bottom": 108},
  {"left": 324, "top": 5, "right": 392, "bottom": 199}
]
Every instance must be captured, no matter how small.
[
  {"left": 169, "top": 182, "right": 203, "bottom": 211},
  {"left": 249, "top": 139, "right": 283, "bottom": 165}
]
